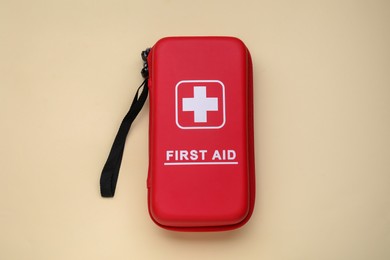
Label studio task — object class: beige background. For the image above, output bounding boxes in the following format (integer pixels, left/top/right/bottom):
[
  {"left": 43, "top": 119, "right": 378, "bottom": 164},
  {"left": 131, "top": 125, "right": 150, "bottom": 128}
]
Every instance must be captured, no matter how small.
[{"left": 1, "top": 0, "right": 390, "bottom": 259}]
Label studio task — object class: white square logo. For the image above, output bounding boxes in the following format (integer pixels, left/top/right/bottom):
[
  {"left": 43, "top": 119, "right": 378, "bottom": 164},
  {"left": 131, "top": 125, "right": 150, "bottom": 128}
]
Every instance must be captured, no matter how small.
[{"left": 175, "top": 80, "right": 226, "bottom": 129}]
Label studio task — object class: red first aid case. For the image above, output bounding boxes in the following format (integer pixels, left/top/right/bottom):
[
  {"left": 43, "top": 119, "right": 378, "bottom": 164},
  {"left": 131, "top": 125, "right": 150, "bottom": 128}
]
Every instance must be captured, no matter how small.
[
  {"left": 100, "top": 36, "right": 255, "bottom": 232},
  {"left": 147, "top": 37, "right": 255, "bottom": 231}
]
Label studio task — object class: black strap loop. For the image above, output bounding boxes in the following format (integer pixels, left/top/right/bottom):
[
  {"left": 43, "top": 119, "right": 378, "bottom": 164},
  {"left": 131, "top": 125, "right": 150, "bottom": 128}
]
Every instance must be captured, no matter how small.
[
  {"left": 100, "top": 48, "right": 150, "bottom": 198},
  {"left": 100, "top": 79, "right": 148, "bottom": 197}
]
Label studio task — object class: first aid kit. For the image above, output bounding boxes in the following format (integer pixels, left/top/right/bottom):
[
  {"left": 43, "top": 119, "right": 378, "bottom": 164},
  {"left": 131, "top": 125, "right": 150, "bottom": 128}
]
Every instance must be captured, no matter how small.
[{"left": 100, "top": 36, "right": 255, "bottom": 231}]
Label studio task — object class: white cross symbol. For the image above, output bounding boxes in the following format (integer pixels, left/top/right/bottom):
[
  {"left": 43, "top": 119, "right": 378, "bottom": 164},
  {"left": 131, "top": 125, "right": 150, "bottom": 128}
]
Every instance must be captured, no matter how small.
[{"left": 182, "top": 86, "right": 218, "bottom": 123}]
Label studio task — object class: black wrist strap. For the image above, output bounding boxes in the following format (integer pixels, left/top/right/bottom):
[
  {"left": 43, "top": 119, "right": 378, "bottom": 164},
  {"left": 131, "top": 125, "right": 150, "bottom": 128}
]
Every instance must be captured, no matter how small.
[
  {"left": 100, "top": 80, "right": 148, "bottom": 197},
  {"left": 100, "top": 48, "right": 151, "bottom": 198}
]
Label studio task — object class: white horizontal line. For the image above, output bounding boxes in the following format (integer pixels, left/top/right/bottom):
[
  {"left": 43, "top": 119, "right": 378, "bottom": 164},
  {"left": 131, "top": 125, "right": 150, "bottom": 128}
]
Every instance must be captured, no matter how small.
[{"left": 164, "top": 161, "right": 238, "bottom": 166}]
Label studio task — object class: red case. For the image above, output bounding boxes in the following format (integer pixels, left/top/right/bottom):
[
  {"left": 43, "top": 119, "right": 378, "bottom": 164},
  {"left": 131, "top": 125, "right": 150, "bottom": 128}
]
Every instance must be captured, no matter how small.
[{"left": 147, "top": 36, "right": 255, "bottom": 231}]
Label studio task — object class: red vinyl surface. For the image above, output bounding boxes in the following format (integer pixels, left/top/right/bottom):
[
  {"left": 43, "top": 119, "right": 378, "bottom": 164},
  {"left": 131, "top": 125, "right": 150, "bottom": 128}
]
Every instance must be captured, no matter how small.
[{"left": 147, "top": 37, "right": 255, "bottom": 231}]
